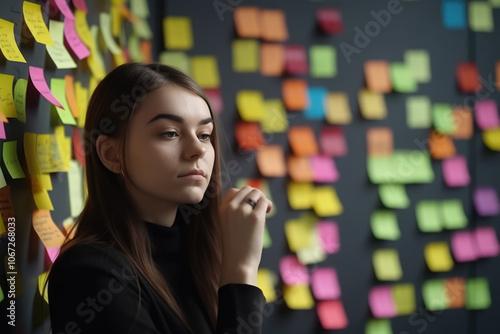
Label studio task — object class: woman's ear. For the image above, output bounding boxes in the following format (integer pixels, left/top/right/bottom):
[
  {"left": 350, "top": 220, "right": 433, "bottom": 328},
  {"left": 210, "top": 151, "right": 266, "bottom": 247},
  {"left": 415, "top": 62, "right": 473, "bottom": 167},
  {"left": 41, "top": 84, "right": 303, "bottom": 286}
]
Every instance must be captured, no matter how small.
[{"left": 96, "top": 135, "right": 122, "bottom": 174}]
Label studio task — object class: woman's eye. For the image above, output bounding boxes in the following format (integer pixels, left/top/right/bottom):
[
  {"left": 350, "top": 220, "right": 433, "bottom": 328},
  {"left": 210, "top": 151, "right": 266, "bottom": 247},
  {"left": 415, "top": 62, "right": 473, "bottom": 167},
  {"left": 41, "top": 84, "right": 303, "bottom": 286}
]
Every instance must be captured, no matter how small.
[
  {"left": 199, "top": 133, "right": 212, "bottom": 141},
  {"left": 161, "top": 131, "right": 178, "bottom": 138}
]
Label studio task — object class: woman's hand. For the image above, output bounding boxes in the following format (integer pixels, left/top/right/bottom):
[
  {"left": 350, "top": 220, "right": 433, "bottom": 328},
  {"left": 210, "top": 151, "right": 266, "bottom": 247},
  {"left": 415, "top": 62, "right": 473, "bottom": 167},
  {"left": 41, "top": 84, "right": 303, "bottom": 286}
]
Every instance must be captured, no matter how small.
[{"left": 218, "top": 186, "right": 272, "bottom": 287}]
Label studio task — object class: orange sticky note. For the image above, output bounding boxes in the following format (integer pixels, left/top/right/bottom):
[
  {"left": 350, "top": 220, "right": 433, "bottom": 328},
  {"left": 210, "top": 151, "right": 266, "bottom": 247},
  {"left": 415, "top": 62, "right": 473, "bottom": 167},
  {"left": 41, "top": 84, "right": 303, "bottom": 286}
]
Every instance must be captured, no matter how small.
[
  {"left": 364, "top": 60, "right": 392, "bottom": 93},
  {"left": 456, "top": 62, "right": 481, "bottom": 93},
  {"left": 428, "top": 130, "right": 456, "bottom": 160},
  {"left": 260, "top": 43, "right": 284, "bottom": 76},
  {"left": 141, "top": 40, "right": 152, "bottom": 63},
  {"left": 256, "top": 145, "right": 286, "bottom": 177},
  {"left": 289, "top": 126, "right": 319, "bottom": 156},
  {"left": 234, "top": 6, "right": 260, "bottom": 38},
  {"left": 367, "top": 127, "right": 393, "bottom": 157},
  {"left": 288, "top": 155, "right": 314, "bottom": 182},
  {"left": 32, "top": 209, "right": 66, "bottom": 248},
  {"left": 260, "top": 9, "right": 288, "bottom": 41},
  {"left": 64, "top": 75, "right": 79, "bottom": 118},
  {"left": 282, "top": 79, "right": 308, "bottom": 111},
  {"left": 445, "top": 277, "right": 465, "bottom": 308},
  {"left": 235, "top": 122, "right": 265, "bottom": 151},
  {"left": 452, "top": 106, "right": 473, "bottom": 139}
]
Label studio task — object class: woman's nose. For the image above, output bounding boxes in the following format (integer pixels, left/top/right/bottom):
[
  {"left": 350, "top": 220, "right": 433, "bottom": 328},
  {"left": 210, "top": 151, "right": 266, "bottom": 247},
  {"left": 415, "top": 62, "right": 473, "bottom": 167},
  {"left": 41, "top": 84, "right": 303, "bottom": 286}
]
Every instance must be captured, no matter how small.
[{"left": 184, "top": 135, "right": 206, "bottom": 160}]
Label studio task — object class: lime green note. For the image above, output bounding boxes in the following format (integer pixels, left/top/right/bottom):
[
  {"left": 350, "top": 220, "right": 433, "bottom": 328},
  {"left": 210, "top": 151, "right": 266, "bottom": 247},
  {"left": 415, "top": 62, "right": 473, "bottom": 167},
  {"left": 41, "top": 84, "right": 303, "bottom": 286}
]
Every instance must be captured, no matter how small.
[
  {"left": 422, "top": 279, "right": 448, "bottom": 311},
  {"left": 372, "top": 248, "right": 402, "bottom": 281},
  {"left": 404, "top": 49, "right": 431, "bottom": 83},
  {"left": 133, "top": 18, "right": 152, "bottom": 39},
  {"left": 14, "top": 78, "right": 27, "bottom": 123},
  {"left": 433, "top": 103, "right": 456, "bottom": 134},
  {"left": 390, "top": 63, "right": 417, "bottom": 93},
  {"left": 128, "top": 33, "right": 142, "bottom": 62},
  {"left": 263, "top": 224, "right": 272, "bottom": 248},
  {"left": 379, "top": 184, "right": 410, "bottom": 209},
  {"left": 232, "top": 39, "right": 259, "bottom": 72},
  {"left": 3, "top": 141, "right": 25, "bottom": 179},
  {"left": 406, "top": 96, "right": 431, "bottom": 129},
  {"left": 0, "top": 164, "right": 6, "bottom": 188},
  {"left": 466, "top": 278, "right": 491, "bottom": 310},
  {"left": 191, "top": 56, "right": 220, "bottom": 89},
  {"left": 130, "top": 0, "right": 150, "bottom": 18},
  {"left": 490, "top": 0, "right": 500, "bottom": 7},
  {"left": 416, "top": 200, "right": 442, "bottom": 232},
  {"left": 392, "top": 283, "right": 416, "bottom": 315},
  {"left": 367, "top": 150, "right": 434, "bottom": 184},
  {"left": 50, "top": 78, "right": 76, "bottom": 125},
  {"left": 370, "top": 210, "right": 400, "bottom": 240},
  {"left": 469, "top": 2, "right": 494, "bottom": 32},
  {"left": 261, "top": 99, "right": 288, "bottom": 133},
  {"left": 365, "top": 319, "right": 392, "bottom": 334},
  {"left": 441, "top": 199, "right": 468, "bottom": 229},
  {"left": 0, "top": 283, "right": 4, "bottom": 302},
  {"left": 310, "top": 45, "right": 337, "bottom": 78},
  {"left": 159, "top": 51, "right": 190, "bottom": 75}
]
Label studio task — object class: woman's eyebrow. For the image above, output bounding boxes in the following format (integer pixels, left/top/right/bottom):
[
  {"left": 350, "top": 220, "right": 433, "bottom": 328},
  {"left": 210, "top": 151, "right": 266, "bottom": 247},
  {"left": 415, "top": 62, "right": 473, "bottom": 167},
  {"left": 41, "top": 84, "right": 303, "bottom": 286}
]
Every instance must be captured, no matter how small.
[{"left": 147, "top": 113, "right": 213, "bottom": 125}]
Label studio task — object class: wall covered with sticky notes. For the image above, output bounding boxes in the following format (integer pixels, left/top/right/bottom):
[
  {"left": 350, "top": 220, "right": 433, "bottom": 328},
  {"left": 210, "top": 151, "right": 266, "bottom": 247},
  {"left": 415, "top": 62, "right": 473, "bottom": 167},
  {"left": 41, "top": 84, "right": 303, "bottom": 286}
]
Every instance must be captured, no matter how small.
[{"left": 0, "top": 0, "right": 499, "bottom": 333}]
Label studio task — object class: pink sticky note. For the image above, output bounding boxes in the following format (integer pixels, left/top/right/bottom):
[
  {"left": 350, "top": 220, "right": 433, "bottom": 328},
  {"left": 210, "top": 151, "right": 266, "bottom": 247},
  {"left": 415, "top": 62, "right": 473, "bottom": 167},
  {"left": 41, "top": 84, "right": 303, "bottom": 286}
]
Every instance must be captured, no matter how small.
[
  {"left": 320, "top": 126, "right": 347, "bottom": 157},
  {"left": 475, "top": 226, "right": 500, "bottom": 258},
  {"left": 285, "top": 45, "right": 308, "bottom": 75},
  {"left": 474, "top": 187, "right": 500, "bottom": 216},
  {"left": 64, "top": 17, "right": 90, "bottom": 60},
  {"left": 475, "top": 100, "right": 500, "bottom": 130},
  {"left": 311, "top": 267, "right": 341, "bottom": 300},
  {"left": 442, "top": 155, "right": 470, "bottom": 187},
  {"left": 317, "top": 300, "right": 348, "bottom": 330},
  {"left": 317, "top": 221, "right": 340, "bottom": 254},
  {"left": 55, "top": 0, "right": 75, "bottom": 19},
  {"left": 368, "top": 285, "right": 397, "bottom": 318},
  {"left": 451, "top": 231, "right": 478, "bottom": 262},
  {"left": 311, "top": 155, "right": 339, "bottom": 183},
  {"left": 204, "top": 88, "right": 223, "bottom": 114},
  {"left": 29, "top": 66, "right": 63, "bottom": 108},
  {"left": 72, "top": 0, "right": 88, "bottom": 13},
  {"left": 47, "top": 246, "right": 61, "bottom": 263},
  {"left": 0, "top": 122, "right": 5, "bottom": 140},
  {"left": 279, "top": 254, "right": 309, "bottom": 285}
]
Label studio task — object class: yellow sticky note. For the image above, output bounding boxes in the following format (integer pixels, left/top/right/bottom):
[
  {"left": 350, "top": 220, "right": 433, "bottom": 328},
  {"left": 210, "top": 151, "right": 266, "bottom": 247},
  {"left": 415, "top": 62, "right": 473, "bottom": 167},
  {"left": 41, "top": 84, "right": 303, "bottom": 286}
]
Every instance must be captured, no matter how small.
[
  {"left": 38, "top": 271, "right": 49, "bottom": 303},
  {"left": 296, "top": 240, "right": 326, "bottom": 265},
  {"left": 392, "top": 283, "right": 416, "bottom": 315},
  {"left": 287, "top": 182, "right": 314, "bottom": 210},
  {"left": 14, "top": 78, "right": 28, "bottom": 123},
  {"left": 261, "top": 99, "right": 288, "bottom": 133},
  {"left": 23, "top": 1, "right": 54, "bottom": 46},
  {"left": 191, "top": 56, "right": 220, "bottom": 89},
  {"left": 283, "top": 284, "right": 315, "bottom": 310},
  {"left": 55, "top": 125, "right": 71, "bottom": 172},
  {"left": 257, "top": 269, "right": 277, "bottom": 303},
  {"left": 51, "top": 78, "right": 76, "bottom": 125},
  {"left": 284, "top": 218, "right": 314, "bottom": 252},
  {"left": 46, "top": 20, "right": 77, "bottom": 69},
  {"left": 74, "top": 9, "right": 95, "bottom": 50},
  {"left": 33, "top": 188, "right": 54, "bottom": 210},
  {"left": 0, "top": 19, "right": 26, "bottom": 63},
  {"left": 0, "top": 214, "right": 5, "bottom": 235},
  {"left": 88, "top": 25, "right": 107, "bottom": 80},
  {"left": 232, "top": 39, "right": 259, "bottom": 72},
  {"left": 0, "top": 74, "right": 16, "bottom": 118},
  {"left": 372, "top": 248, "right": 402, "bottom": 281},
  {"left": 163, "top": 17, "right": 193, "bottom": 50},
  {"left": 326, "top": 92, "right": 352, "bottom": 124},
  {"left": 313, "top": 186, "right": 343, "bottom": 217},
  {"left": 3, "top": 141, "right": 25, "bottom": 179},
  {"left": 236, "top": 90, "right": 265, "bottom": 121},
  {"left": 358, "top": 89, "right": 387, "bottom": 120},
  {"left": 483, "top": 127, "right": 500, "bottom": 151},
  {"left": 424, "top": 242, "right": 454, "bottom": 272},
  {"left": 159, "top": 51, "right": 190, "bottom": 75}
]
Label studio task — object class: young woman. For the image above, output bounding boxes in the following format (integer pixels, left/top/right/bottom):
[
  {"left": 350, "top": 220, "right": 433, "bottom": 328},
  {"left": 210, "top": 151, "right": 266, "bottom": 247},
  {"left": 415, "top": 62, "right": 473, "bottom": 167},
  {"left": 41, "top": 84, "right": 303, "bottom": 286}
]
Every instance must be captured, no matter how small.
[{"left": 47, "top": 63, "right": 272, "bottom": 333}]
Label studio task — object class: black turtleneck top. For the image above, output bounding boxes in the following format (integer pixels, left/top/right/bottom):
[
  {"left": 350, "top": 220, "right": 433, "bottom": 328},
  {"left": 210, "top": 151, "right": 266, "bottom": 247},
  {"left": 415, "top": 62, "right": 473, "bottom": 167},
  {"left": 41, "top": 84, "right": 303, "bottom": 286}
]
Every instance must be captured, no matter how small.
[{"left": 47, "top": 212, "right": 266, "bottom": 333}]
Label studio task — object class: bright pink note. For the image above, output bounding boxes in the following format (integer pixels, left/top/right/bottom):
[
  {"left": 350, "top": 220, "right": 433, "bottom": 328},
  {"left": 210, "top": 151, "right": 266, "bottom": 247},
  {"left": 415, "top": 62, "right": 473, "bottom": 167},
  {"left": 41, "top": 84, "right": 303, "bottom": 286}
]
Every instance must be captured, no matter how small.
[
  {"left": 475, "top": 226, "right": 500, "bottom": 258},
  {"left": 368, "top": 285, "right": 397, "bottom": 318},
  {"left": 311, "top": 155, "right": 339, "bottom": 183},
  {"left": 451, "top": 231, "right": 477, "bottom": 262},
  {"left": 0, "top": 122, "right": 5, "bottom": 140},
  {"left": 475, "top": 99, "right": 500, "bottom": 130},
  {"left": 47, "top": 246, "right": 61, "bottom": 263},
  {"left": 311, "top": 267, "right": 341, "bottom": 300},
  {"left": 55, "top": 0, "right": 75, "bottom": 19},
  {"left": 279, "top": 254, "right": 309, "bottom": 285},
  {"left": 29, "top": 66, "right": 63, "bottom": 108},
  {"left": 64, "top": 17, "right": 90, "bottom": 59},
  {"left": 317, "top": 300, "right": 348, "bottom": 330},
  {"left": 317, "top": 221, "right": 340, "bottom": 254},
  {"left": 442, "top": 155, "right": 470, "bottom": 187}
]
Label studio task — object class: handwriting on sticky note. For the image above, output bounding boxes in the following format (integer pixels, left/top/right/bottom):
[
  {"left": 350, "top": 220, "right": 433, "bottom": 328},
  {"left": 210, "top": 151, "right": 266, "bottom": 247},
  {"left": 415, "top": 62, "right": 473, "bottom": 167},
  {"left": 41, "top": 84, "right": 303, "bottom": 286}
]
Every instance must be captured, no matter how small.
[
  {"left": 0, "top": 74, "right": 16, "bottom": 118},
  {"left": 23, "top": 1, "right": 54, "bottom": 46},
  {"left": 0, "top": 19, "right": 26, "bottom": 63},
  {"left": 3, "top": 141, "right": 25, "bottom": 179},
  {"left": 47, "top": 20, "right": 77, "bottom": 69},
  {"left": 32, "top": 209, "right": 66, "bottom": 248}
]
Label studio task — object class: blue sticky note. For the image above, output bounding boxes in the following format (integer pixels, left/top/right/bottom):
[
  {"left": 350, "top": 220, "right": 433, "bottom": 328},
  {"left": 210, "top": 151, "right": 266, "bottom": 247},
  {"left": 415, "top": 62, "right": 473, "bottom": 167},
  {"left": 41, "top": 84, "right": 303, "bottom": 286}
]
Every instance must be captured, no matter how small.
[
  {"left": 305, "top": 87, "right": 327, "bottom": 120},
  {"left": 442, "top": 0, "right": 466, "bottom": 29}
]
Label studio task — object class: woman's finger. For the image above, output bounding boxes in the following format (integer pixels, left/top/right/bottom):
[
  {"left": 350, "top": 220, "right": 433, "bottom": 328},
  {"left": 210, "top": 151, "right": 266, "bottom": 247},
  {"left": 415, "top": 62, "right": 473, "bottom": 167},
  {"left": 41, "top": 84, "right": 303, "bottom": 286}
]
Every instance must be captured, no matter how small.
[{"left": 230, "top": 185, "right": 256, "bottom": 207}]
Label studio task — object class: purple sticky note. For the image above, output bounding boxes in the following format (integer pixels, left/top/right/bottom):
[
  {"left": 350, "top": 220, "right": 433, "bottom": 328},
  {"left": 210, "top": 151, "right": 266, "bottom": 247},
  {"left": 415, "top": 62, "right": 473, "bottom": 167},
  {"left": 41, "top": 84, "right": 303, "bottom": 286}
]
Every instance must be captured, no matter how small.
[
  {"left": 474, "top": 187, "right": 500, "bottom": 216},
  {"left": 311, "top": 267, "right": 341, "bottom": 300},
  {"left": 368, "top": 285, "right": 397, "bottom": 318},
  {"left": 475, "top": 100, "right": 500, "bottom": 130},
  {"left": 451, "top": 231, "right": 477, "bottom": 262},
  {"left": 475, "top": 226, "right": 500, "bottom": 258},
  {"left": 317, "top": 221, "right": 340, "bottom": 254},
  {"left": 442, "top": 155, "right": 470, "bottom": 187},
  {"left": 279, "top": 255, "right": 309, "bottom": 285},
  {"left": 47, "top": 246, "right": 61, "bottom": 263},
  {"left": 311, "top": 155, "right": 339, "bottom": 183},
  {"left": 55, "top": 0, "right": 75, "bottom": 19},
  {"left": 29, "top": 66, "right": 64, "bottom": 108},
  {"left": 320, "top": 126, "right": 348, "bottom": 157},
  {"left": 64, "top": 17, "right": 90, "bottom": 60},
  {"left": 0, "top": 122, "right": 5, "bottom": 140}
]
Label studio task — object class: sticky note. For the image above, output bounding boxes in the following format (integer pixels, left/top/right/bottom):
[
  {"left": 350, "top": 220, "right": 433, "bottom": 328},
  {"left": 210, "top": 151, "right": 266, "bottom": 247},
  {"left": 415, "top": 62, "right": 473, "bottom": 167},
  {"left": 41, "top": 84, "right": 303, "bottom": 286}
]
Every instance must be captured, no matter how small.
[
  {"left": 451, "top": 231, "right": 477, "bottom": 262},
  {"left": 64, "top": 75, "right": 79, "bottom": 118},
  {"left": 38, "top": 271, "right": 49, "bottom": 303},
  {"left": 317, "top": 300, "right": 348, "bottom": 330},
  {"left": 236, "top": 90, "right": 264, "bottom": 121},
  {"left": 425, "top": 242, "right": 454, "bottom": 272},
  {"left": 310, "top": 45, "right": 336, "bottom": 78},
  {"left": 256, "top": 145, "right": 286, "bottom": 177},
  {"left": 133, "top": 18, "right": 152, "bottom": 39},
  {"left": 100, "top": 13, "right": 122, "bottom": 54},
  {"left": 317, "top": 221, "right": 340, "bottom": 254},
  {"left": 55, "top": 0, "right": 75, "bottom": 19},
  {"left": 68, "top": 160, "right": 84, "bottom": 217},
  {"left": 14, "top": 78, "right": 27, "bottom": 123},
  {"left": 422, "top": 279, "right": 448, "bottom": 311},
  {"left": 311, "top": 267, "right": 341, "bottom": 300},
  {"left": 64, "top": 17, "right": 90, "bottom": 59},
  {"left": 283, "top": 284, "right": 314, "bottom": 310},
  {"left": 163, "top": 17, "right": 193, "bottom": 50},
  {"left": 416, "top": 200, "right": 442, "bottom": 232},
  {"left": 279, "top": 255, "right": 309, "bottom": 285},
  {"left": 288, "top": 126, "right": 318, "bottom": 156},
  {"left": 234, "top": 6, "right": 260, "bottom": 38},
  {"left": 304, "top": 87, "right": 327, "bottom": 120},
  {"left": 204, "top": 88, "right": 223, "bottom": 115},
  {"left": 372, "top": 249, "right": 402, "bottom": 281},
  {"left": 428, "top": 131, "right": 456, "bottom": 160},
  {"left": 51, "top": 78, "right": 77, "bottom": 125},
  {"left": 0, "top": 122, "right": 5, "bottom": 140},
  {"left": 29, "top": 66, "right": 63, "bottom": 108},
  {"left": 442, "top": 155, "right": 470, "bottom": 187},
  {"left": 445, "top": 277, "right": 466, "bottom": 308},
  {"left": 392, "top": 283, "right": 416, "bottom": 315},
  {"left": 232, "top": 39, "right": 259, "bottom": 72},
  {"left": 296, "top": 240, "right": 326, "bottom": 265},
  {"left": 367, "top": 127, "right": 393, "bottom": 157},
  {"left": 326, "top": 92, "right": 352, "bottom": 124},
  {"left": 468, "top": 2, "right": 494, "bottom": 32},
  {"left": 73, "top": 0, "right": 88, "bottom": 12},
  {"left": 358, "top": 89, "right": 387, "bottom": 120},
  {"left": 0, "top": 74, "right": 16, "bottom": 118},
  {"left": 261, "top": 99, "right": 287, "bottom": 133},
  {"left": 284, "top": 218, "right": 314, "bottom": 251},
  {"left": 433, "top": 103, "right": 456, "bottom": 134},
  {"left": 282, "top": 79, "right": 308, "bottom": 110},
  {"left": 3, "top": 141, "right": 25, "bottom": 179},
  {"left": 46, "top": 20, "right": 77, "bottom": 69},
  {"left": 483, "top": 127, "right": 500, "bottom": 151},
  {"left": 287, "top": 156, "right": 314, "bottom": 182},
  {"left": 442, "top": 0, "right": 466, "bottom": 29},
  {"left": 287, "top": 182, "right": 314, "bottom": 210},
  {"left": 441, "top": 199, "right": 467, "bottom": 229},
  {"left": 364, "top": 60, "right": 392, "bottom": 93},
  {"left": 317, "top": 8, "right": 344, "bottom": 34},
  {"left": 404, "top": 49, "right": 431, "bottom": 83},
  {"left": 367, "top": 150, "right": 434, "bottom": 184},
  {"left": 379, "top": 184, "right": 409, "bottom": 209},
  {"left": 313, "top": 186, "right": 343, "bottom": 217},
  {"left": 260, "top": 43, "right": 284, "bottom": 76},
  {"left": 365, "top": 319, "right": 392, "bottom": 334},
  {"left": 260, "top": 9, "right": 288, "bottom": 41},
  {"left": 466, "top": 278, "right": 491, "bottom": 310},
  {"left": 311, "top": 155, "right": 339, "bottom": 183},
  {"left": 0, "top": 283, "right": 3, "bottom": 302},
  {"left": 320, "top": 126, "right": 347, "bottom": 157},
  {"left": 32, "top": 209, "right": 66, "bottom": 248},
  {"left": 368, "top": 285, "right": 397, "bottom": 318},
  {"left": 235, "top": 121, "right": 265, "bottom": 151},
  {"left": 370, "top": 210, "right": 400, "bottom": 240},
  {"left": 257, "top": 268, "right": 276, "bottom": 302},
  {"left": 0, "top": 19, "right": 26, "bottom": 62},
  {"left": 284, "top": 45, "right": 308, "bottom": 75},
  {"left": 23, "top": 1, "right": 54, "bottom": 46},
  {"left": 406, "top": 96, "right": 431, "bottom": 128},
  {"left": 452, "top": 106, "right": 473, "bottom": 139},
  {"left": 75, "top": 82, "right": 88, "bottom": 128},
  {"left": 391, "top": 62, "right": 418, "bottom": 92},
  {"left": 191, "top": 56, "right": 220, "bottom": 89},
  {"left": 456, "top": 62, "right": 481, "bottom": 93},
  {"left": 159, "top": 51, "right": 190, "bottom": 75},
  {"left": 475, "top": 99, "right": 499, "bottom": 130},
  {"left": 475, "top": 226, "right": 500, "bottom": 258}
]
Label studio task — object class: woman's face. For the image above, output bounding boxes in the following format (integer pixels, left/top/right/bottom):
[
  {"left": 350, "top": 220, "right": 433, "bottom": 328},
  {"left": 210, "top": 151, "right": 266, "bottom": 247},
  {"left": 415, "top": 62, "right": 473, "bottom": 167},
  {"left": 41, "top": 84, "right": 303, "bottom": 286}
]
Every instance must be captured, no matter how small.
[{"left": 123, "top": 84, "right": 215, "bottom": 208}]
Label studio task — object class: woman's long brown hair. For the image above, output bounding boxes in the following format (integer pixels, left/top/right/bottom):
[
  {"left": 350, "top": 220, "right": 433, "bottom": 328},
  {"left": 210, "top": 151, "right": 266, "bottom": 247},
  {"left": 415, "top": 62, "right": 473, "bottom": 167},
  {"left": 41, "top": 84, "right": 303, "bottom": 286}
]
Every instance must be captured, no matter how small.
[{"left": 46, "top": 63, "right": 223, "bottom": 333}]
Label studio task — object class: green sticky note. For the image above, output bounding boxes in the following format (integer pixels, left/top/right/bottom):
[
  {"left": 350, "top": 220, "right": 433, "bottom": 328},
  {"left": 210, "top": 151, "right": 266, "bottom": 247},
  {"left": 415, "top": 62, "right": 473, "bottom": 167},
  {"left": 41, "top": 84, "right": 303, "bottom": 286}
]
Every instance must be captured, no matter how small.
[
  {"left": 441, "top": 199, "right": 468, "bottom": 229},
  {"left": 159, "top": 51, "right": 190, "bottom": 75},
  {"left": 390, "top": 63, "right": 417, "bottom": 93},
  {"left": 379, "top": 184, "right": 410, "bottom": 209},
  {"left": 263, "top": 224, "right": 272, "bottom": 248},
  {"left": 232, "top": 39, "right": 259, "bottom": 72},
  {"left": 262, "top": 99, "right": 288, "bottom": 133},
  {"left": 14, "top": 78, "right": 28, "bottom": 124},
  {"left": 310, "top": 45, "right": 337, "bottom": 78},
  {"left": 0, "top": 283, "right": 3, "bottom": 302},
  {"left": 128, "top": 33, "right": 142, "bottom": 62},
  {"left": 432, "top": 103, "right": 455, "bottom": 134},
  {"left": 466, "top": 278, "right": 491, "bottom": 310},
  {"left": 50, "top": 78, "right": 76, "bottom": 125},
  {"left": 3, "top": 141, "right": 25, "bottom": 179},
  {"left": 392, "top": 283, "right": 416, "bottom": 315},
  {"left": 404, "top": 49, "right": 431, "bottom": 83},
  {"left": 416, "top": 200, "right": 442, "bottom": 232},
  {"left": 368, "top": 150, "right": 434, "bottom": 184},
  {"left": 130, "top": 0, "right": 150, "bottom": 18},
  {"left": 469, "top": 2, "right": 494, "bottom": 32},
  {"left": 365, "top": 318, "right": 392, "bottom": 334},
  {"left": 422, "top": 279, "right": 448, "bottom": 311},
  {"left": 490, "top": 0, "right": 500, "bottom": 7},
  {"left": 133, "top": 18, "right": 152, "bottom": 39},
  {"left": 372, "top": 248, "right": 402, "bottom": 281},
  {"left": 406, "top": 96, "right": 431, "bottom": 128},
  {"left": 371, "top": 210, "right": 400, "bottom": 240}
]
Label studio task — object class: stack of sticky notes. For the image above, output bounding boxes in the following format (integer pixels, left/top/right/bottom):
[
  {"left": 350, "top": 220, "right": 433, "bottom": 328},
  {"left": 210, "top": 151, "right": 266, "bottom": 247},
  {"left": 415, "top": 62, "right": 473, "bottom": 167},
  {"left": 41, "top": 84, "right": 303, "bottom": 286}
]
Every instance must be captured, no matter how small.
[{"left": 368, "top": 283, "right": 416, "bottom": 318}]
